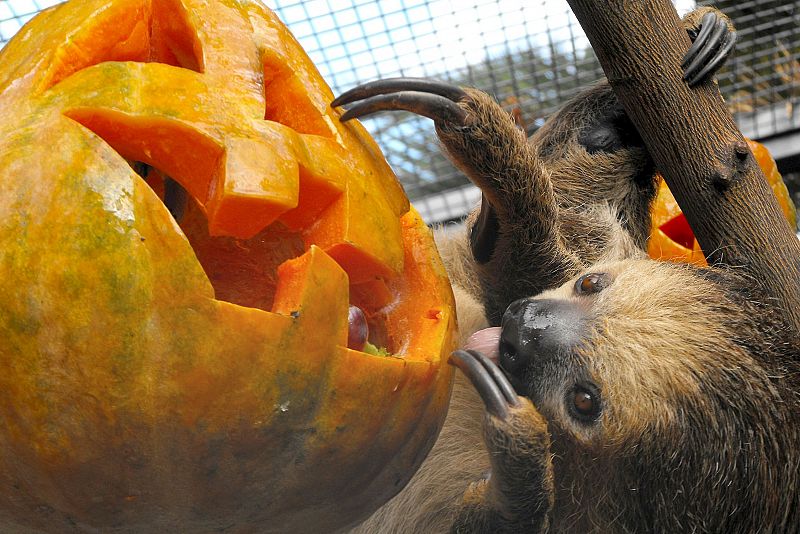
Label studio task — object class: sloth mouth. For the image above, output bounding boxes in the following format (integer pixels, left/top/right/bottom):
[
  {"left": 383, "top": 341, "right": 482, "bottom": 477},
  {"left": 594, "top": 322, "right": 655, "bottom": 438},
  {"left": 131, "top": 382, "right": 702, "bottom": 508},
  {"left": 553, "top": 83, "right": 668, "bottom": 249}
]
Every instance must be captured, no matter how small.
[
  {"left": 461, "top": 326, "right": 531, "bottom": 395},
  {"left": 463, "top": 327, "right": 503, "bottom": 363}
]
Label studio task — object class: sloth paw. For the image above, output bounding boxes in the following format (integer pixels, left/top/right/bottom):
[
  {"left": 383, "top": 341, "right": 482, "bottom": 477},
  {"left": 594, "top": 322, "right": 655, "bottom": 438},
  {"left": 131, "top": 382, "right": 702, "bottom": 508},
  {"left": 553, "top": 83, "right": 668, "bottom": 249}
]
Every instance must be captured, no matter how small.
[
  {"left": 449, "top": 349, "right": 551, "bottom": 479},
  {"left": 682, "top": 10, "right": 737, "bottom": 87},
  {"left": 450, "top": 349, "right": 554, "bottom": 530},
  {"left": 332, "top": 77, "right": 469, "bottom": 126}
]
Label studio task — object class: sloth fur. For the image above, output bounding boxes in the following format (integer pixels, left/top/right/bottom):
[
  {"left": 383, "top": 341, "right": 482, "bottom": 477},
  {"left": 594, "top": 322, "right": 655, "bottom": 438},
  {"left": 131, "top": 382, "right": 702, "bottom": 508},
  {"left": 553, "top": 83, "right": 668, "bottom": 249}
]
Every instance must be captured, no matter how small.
[{"left": 350, "top": 7, "right": 800, "bottom": 533}]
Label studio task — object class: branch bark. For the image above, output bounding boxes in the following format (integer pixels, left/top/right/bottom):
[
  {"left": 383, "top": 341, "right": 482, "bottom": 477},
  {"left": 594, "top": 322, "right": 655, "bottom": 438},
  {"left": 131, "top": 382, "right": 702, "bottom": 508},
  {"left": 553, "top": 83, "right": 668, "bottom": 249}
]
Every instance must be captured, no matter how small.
[{"left": 566, "top": 0, "right": 800, "bottom": 335}]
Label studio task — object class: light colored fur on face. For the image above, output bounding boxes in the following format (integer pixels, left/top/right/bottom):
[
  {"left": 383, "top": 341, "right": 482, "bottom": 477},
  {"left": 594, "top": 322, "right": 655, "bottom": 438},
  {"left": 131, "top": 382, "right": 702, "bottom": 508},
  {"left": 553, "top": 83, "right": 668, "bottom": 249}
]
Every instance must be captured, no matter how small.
[{"left": 533, "top": 259, "right": 748, "bottom": 446}]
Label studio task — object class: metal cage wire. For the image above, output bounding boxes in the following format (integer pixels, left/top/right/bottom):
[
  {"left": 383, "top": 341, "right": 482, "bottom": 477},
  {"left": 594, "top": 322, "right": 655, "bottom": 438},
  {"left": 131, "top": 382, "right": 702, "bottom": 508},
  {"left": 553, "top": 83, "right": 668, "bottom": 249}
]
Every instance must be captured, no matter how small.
[{"left": 2, "top": 0, "right": 798, "bottom": 224}]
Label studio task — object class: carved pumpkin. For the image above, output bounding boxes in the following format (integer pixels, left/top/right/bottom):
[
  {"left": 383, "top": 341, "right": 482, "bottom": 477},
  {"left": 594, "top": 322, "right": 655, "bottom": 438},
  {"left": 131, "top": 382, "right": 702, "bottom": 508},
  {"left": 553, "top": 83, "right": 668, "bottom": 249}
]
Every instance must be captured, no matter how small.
[
  {"left": 0, "top": 0, "right": 456, "bottom": 532},
  {"left": 649, "top": 140, "right": 797, "bottom": 265}
]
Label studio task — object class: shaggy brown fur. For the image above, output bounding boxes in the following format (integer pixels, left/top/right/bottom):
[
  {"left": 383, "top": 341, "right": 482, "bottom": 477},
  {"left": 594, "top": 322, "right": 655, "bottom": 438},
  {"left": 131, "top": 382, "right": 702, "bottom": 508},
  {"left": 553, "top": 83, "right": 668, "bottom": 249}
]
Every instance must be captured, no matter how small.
[
  {"left": 350, "top": 7, "right": 800, "bottom": 534},
  {"left": 356, "top": 261, "right": 800, "bottom": 533}
]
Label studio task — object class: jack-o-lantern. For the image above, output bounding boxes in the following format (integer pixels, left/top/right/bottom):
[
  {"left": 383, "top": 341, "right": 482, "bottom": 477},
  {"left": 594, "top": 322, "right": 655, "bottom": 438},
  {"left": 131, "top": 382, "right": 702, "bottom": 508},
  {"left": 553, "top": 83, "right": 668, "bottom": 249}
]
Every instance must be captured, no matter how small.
[
  {"left": 649, "top": 139, "right": 797, "bottom": 265},
  {"left": 0, "top": 0, "right": 456, "bottom": 532}
]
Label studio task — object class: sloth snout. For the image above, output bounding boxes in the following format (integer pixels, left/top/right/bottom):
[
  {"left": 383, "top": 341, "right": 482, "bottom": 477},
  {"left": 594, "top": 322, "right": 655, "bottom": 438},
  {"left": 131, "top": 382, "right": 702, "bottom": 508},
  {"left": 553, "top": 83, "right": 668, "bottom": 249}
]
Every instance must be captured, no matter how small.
[{"left": 499, "top": 298, "right": 584, "bottom": 387}]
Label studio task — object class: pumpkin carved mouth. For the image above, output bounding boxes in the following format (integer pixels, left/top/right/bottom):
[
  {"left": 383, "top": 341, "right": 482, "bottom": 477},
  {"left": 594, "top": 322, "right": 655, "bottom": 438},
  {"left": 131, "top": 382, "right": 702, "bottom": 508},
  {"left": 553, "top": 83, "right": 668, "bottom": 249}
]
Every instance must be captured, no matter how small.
[
  {"left": 133, "top": 163, "right": 395, "bottom": 351},
  {"left": 0, "top": 1, "right": 456, "bottom": 531},
  {"left": 132, "top": 164, "right": 304, "bottom": 313}
]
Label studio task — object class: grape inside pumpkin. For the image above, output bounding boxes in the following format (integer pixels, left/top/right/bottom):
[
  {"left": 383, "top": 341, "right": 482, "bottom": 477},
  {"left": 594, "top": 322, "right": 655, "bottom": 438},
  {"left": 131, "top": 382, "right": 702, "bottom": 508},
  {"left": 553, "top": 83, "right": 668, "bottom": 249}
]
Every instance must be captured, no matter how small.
[{"left": 0, "top": 0, "right": 456, "bottom": 532}]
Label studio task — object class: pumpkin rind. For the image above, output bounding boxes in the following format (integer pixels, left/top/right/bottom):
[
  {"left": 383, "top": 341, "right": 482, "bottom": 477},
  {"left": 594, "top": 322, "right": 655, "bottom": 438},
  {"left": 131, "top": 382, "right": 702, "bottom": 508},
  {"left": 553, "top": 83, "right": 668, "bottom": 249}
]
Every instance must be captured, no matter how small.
[{"left": 0, "top": 0, "right": 456, "bottom": 531}]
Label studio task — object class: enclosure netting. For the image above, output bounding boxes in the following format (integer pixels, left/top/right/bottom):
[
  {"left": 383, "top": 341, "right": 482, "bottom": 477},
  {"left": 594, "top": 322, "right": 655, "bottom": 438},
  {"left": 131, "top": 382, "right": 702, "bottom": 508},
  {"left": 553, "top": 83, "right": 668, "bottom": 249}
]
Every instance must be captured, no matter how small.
[{"left": 2, "top": 0, "right": 798, "bottom": 225}]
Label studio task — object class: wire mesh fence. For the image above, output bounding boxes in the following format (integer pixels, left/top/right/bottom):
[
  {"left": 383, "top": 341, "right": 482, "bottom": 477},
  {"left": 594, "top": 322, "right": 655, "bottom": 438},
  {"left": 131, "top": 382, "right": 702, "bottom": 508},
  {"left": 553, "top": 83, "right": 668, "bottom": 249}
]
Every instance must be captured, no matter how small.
[
  {"left": 270, "top": 0, "right": 610, "bottom": 223},
  {"left": 2, "top": 0, "right": 798, "bottom": 223}
]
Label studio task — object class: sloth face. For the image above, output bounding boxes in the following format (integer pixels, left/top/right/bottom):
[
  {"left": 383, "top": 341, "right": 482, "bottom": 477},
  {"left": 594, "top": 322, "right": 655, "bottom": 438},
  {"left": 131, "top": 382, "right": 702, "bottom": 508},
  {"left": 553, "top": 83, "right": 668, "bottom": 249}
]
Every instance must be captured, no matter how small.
[{"left": 498, "top": 259, "right": 749, "bottom": 447}]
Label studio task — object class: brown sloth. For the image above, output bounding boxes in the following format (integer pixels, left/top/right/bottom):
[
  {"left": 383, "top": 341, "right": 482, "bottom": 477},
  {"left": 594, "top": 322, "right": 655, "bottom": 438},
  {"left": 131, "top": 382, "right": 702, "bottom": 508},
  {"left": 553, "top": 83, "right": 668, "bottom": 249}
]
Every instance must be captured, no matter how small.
[
  {"left": 356, "top": 260, "right": 800, "bottom": 533},
  {"left": 332, "top": 7, "right": 800, "bottom": 534}
]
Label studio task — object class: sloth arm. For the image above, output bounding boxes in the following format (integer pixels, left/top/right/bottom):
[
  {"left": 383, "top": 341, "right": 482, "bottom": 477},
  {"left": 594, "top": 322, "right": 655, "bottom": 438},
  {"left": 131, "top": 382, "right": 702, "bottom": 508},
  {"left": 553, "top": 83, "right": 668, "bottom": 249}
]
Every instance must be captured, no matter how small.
[
  {"left": 435, "top": 89, "right": 582, "bottom": 324},
  {"left": 334, "top": 79, "right": 582, "bottom": 324}
]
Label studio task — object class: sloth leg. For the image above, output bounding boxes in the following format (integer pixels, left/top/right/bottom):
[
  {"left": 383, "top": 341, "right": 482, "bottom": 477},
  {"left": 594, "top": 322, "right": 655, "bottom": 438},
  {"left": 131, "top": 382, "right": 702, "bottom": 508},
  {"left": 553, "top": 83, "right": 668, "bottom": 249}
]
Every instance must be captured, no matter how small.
[
  {"left": 334, "top": 79, "right": 580, "bottom": 323},
  {"left": 448, "top": 350, "right": 554, "bottom": 533}
]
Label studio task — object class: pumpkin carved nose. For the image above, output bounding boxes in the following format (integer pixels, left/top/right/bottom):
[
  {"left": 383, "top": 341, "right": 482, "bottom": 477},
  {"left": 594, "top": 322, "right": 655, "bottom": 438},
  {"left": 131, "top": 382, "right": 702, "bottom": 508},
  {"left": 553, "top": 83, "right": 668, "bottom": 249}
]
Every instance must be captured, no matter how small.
[{"left": 499, "top": 298, "right": 584, "bottom": 386}]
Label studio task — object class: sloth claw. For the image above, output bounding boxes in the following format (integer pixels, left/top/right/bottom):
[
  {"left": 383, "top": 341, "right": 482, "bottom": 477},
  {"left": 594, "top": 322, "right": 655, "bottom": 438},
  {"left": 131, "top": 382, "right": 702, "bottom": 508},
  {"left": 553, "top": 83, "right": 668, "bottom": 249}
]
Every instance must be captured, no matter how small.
[
  {"left": 338, "top": 92, "right": 468, "bottom": 124},
  {"left": 332, "top": 77, "right": 468, "bottom": 125},
  {"left": 332, "top": 77, "right": 466, "bottom": 106},
  {"left": 682, "top": 11, "right": 737, "bottom": 87},
  {"left": 449, "top": 349, "right": 520, "bottom": 420}
]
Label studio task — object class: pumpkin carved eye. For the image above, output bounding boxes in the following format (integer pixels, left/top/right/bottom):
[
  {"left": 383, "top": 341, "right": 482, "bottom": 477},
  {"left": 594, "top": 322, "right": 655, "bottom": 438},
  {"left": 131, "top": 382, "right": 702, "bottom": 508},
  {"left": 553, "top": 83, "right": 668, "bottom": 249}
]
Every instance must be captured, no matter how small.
[{"left": 575, "top": 273, "right": 611, "bottom": 295}]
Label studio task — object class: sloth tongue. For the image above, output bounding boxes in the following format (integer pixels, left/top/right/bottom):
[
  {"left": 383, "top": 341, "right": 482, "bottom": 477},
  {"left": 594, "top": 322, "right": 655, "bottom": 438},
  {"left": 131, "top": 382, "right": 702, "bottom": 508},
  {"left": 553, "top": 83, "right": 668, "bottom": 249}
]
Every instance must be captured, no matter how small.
[{"left": 463, "top": 327, "right": 502, "bottom": 363}]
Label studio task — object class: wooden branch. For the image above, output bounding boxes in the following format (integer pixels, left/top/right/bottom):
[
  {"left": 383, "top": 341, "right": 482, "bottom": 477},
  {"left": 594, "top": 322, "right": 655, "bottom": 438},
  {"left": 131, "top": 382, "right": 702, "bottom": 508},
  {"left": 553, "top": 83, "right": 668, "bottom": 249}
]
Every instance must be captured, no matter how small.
[{"left": 566, "top": 0, "right": 800, "bottom": 334}]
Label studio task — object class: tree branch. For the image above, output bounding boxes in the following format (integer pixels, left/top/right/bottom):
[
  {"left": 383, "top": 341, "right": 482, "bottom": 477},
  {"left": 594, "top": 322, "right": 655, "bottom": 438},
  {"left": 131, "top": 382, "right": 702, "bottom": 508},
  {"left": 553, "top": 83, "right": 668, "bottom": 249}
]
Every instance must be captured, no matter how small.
[{"left": 566, "top": 0, "right": 800, "bottom": 334}]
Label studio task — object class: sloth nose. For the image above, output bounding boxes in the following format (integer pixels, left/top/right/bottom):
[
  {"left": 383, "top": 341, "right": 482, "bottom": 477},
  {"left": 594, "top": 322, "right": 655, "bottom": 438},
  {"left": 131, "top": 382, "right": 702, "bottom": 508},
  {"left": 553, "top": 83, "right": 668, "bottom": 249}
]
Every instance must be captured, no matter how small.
[{"left": 499, "top": 298, "right": 583, "bottom": 383}]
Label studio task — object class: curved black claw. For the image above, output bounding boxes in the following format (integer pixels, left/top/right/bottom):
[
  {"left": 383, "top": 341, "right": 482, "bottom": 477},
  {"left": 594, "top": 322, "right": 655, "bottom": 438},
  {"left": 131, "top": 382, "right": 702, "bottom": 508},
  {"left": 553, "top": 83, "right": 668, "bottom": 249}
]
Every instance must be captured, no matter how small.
[
  {"left": 332, "top": 78, "right": 466, "bottom": 107},
  {"left": 470, "top": 194, "right": 499, "bottom": 265},
  {"left": 682, "top": 12, "right": 737, "bottom": 87},
  {"left": 449, "top": 349, "right": 520, "bottom": 420},
  {"left": 332, "top": 77, "right": 468, "bottom": 125}
]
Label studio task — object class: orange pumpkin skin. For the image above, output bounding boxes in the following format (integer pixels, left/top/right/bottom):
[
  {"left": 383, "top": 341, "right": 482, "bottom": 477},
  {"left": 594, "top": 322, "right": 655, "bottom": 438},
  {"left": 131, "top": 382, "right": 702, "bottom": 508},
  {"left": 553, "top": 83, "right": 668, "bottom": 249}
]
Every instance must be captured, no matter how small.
[
  {"left": 648, "top": 140, "right": 797, "bottom": 265},
  {"left": 0, "top": 1, "right": 456, "bottom": 532}
]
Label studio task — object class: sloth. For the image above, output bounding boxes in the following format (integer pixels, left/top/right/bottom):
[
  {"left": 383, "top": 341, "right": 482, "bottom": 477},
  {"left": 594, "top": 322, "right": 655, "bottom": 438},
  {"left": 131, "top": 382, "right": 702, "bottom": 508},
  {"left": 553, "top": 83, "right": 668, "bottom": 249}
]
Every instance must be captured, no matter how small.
[
  {"left": 411, "top": 260, "right": 798, "bottom": 533},
  {"left": 331, "top": 7, "right": 799, "bottom": 534}
]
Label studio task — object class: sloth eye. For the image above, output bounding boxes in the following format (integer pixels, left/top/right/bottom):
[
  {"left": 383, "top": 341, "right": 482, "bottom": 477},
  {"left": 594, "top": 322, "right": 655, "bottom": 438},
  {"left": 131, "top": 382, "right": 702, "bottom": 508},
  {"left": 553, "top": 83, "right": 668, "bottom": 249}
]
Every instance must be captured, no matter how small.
[
  {"left": 575, "top": 273, "right": 610, "bottom": 295},
  {"left": 569, "top": 385, "right": 602, "bottom": 422}
]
